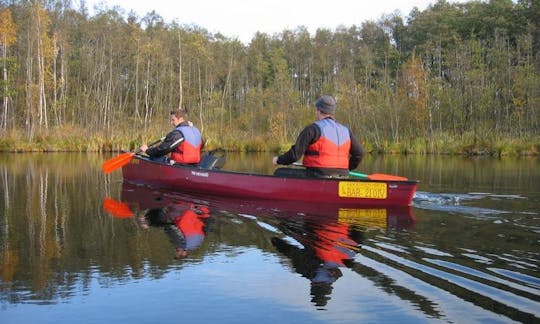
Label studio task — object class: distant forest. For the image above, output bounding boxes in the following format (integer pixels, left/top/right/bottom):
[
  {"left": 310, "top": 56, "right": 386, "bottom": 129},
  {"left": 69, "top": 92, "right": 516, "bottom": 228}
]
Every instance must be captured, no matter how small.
[{"left": 0, "top": 0, "right": 538, "bottom": 154}]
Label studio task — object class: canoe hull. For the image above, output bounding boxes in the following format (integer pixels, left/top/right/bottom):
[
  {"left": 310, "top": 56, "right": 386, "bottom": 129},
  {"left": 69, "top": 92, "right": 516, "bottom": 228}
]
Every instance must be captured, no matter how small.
[
  {"left": 119, "top": 182, "right": 416, "bottom": 230},
  {"left": 122, "top": 156, "right": 417, "bottom": 207}
]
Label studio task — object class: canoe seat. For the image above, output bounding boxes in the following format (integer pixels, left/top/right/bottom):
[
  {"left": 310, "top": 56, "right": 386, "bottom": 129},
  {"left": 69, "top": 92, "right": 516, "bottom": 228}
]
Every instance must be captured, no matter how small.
[{"left": 198, "top": 149, "right": 226, "bottom": 170}]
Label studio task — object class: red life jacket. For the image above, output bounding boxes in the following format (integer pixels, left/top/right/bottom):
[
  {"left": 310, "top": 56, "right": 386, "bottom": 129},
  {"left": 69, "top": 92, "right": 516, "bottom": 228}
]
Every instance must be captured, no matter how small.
[
  {"left": 170, "top": 125, "right": 202, "bottom": 164},
  {"left": 175, "top": 208, "right": 209, "bottom": 251},
  {"left": 313, "top": 223, "right": 357, "bottom": 265},
  {"left": 302, "top": 119, "right": 351, "bottom": 169},
  {"left": 175, "top": 209, "right": 205, "bottom": 236}
]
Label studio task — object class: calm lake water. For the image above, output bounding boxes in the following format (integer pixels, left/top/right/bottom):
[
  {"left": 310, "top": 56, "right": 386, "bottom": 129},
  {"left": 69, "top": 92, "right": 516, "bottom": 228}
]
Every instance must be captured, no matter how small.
[{"left": 1, "top": 153, "right": 539, "bottom": 323}]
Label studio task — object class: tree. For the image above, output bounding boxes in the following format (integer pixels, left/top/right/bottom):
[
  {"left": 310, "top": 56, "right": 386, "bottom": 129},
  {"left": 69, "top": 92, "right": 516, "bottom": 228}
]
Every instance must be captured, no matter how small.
[
  {"left": 0, "top": 0, "right": 537, "bottom": 151},
  {"left": 0, "top": 8, "right": 17, "bottom": 131},
  {"left": 398, "top": 54, "right": 429, "bottom": 139}
]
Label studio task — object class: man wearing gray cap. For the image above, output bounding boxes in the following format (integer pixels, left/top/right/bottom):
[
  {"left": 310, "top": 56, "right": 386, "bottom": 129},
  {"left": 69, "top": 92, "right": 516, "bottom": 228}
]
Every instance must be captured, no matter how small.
[{"left": 272, "top": 95, "right": 364, "bottom": 178}]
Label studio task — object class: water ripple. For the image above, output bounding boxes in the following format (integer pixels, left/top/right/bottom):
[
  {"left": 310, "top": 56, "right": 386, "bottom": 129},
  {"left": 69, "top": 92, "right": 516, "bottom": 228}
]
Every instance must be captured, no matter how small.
[
  {"left": 488, "top": 268, "right": 540, "bottom": 289},
  {"left": 424, "top": 258, "right": 540, "bottom": 296},
  {"left": 412, "top": 191, "right": 517, "bottom": 216},
  {"left": 415, "top": 246, "right": 453, "bottom": 257},
  {"left": 353, "top": 254, "right": 516, "bottom": 323},
  {"left": 361, "top": 245, "right": 540, "bottom": 318}
]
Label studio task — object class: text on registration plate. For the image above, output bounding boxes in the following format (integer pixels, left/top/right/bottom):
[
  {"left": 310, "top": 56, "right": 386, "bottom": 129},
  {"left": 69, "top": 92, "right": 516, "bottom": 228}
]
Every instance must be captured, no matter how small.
[
  {"left": 338, "top": 208, "right": 387, "bottom": 228},
  {"left": 338, "top": 182, "right": 387, "bottom": 199}
]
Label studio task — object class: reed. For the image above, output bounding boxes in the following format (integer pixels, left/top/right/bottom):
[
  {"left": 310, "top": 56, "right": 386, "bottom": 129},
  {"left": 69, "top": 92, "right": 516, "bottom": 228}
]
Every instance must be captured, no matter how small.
[{"left": 0, "top": 127, "right": 537, "bottom": 157}]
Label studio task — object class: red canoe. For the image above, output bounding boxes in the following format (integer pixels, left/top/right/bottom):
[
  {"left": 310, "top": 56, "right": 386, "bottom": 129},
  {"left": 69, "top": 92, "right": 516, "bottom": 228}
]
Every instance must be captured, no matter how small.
[
  {"left": 114, "top": 182, "right": 416, "bottom": 230},
  {"left": 122, "top": 155, "right": 418, "bottom": 207}
]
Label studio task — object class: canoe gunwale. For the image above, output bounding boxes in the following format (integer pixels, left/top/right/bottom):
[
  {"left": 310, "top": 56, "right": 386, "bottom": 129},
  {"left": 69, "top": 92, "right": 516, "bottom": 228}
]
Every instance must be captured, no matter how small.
[
  {"left": 129, "top": 155, "right": 419, "bottom": 184},
  {"left": 122, "top": 155, "right": 418, "bottom": 207}
]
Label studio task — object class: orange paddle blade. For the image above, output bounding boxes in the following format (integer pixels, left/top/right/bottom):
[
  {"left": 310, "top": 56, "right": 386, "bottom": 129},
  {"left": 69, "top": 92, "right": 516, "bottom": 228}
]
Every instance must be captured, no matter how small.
[
  {"left": 367, "top": 173, "right": 408, "bottom": 181},
  {"left": 101, "top": 152, "right": 135, "bottom": 174},
  {"left": 103, "top": 197, "right": 134, "bottom": 218}
]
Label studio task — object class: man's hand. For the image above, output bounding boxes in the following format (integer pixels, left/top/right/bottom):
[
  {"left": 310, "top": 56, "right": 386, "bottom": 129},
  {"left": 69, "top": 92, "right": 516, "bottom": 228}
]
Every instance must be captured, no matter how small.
[
  {"left": 140, "top": 144, "right": 148, "bottom": 153},
  {"left": 175, "top": 248, "right": 188, "bottom": 259}
]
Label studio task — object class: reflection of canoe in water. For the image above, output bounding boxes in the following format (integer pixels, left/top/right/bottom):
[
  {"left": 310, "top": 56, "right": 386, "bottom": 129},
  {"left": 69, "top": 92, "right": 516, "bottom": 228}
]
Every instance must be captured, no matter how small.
[
  {"left": 122, "top": 155, "right": 418, "bottom": 207},
  {"left": 118, "top": 182, "right": 416, "bottom": 230}
]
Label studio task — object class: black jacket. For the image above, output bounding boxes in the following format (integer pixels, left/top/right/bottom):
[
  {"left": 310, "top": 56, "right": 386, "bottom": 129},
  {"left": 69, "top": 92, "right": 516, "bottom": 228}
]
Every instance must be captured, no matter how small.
[{"left": 146, "top": 121, "right": 195, "bottom": 157}]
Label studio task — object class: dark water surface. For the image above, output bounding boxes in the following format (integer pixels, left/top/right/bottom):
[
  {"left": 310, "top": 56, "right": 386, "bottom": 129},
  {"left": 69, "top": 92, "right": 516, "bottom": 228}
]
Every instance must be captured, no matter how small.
[{"left": 1, "top": 153, "right": 539, "bottom": 323}]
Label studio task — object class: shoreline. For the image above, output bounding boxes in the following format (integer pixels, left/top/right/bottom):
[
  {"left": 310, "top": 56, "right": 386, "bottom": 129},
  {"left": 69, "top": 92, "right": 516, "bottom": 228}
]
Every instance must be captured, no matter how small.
[{"left": 1, "top": 129, "right": 538, "bottom": 157}]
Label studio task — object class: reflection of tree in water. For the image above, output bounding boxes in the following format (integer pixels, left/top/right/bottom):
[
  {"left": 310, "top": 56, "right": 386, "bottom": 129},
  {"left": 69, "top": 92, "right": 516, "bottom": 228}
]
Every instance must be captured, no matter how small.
[{"left": 271, "top": 219, "right": 363, "bottom": 308}]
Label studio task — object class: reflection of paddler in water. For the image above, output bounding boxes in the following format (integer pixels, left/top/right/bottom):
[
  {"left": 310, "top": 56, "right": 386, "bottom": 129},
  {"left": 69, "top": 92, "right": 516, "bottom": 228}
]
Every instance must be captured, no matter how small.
[
  {"left": 139, "top": 203, "right": 211, "bottom": 259},
  {"left": 271, "top": 219, "right": 363, "bottom": 307}
]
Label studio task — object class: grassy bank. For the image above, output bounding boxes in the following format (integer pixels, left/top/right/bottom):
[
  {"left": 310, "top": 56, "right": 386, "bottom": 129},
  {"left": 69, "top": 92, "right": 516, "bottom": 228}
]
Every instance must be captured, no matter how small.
[
  {"left": 363, "top": 132, "right": 540, "bottom": 157},
  {"left": 0, "top": 127, "right": 538, "bottom": 157}
]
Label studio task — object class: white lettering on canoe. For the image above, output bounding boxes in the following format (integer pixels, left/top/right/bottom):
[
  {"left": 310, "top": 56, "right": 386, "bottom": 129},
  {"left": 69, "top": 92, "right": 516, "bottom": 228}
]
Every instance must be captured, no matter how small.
[{"left": 191, "top": 170, "right": 209, "bottom": 177}]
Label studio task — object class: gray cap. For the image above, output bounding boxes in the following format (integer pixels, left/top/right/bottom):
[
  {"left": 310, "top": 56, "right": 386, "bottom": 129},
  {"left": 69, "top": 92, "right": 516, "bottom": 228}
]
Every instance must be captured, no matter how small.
[{"left": 315, "top": 96, "right": 336, "bottom": 114}]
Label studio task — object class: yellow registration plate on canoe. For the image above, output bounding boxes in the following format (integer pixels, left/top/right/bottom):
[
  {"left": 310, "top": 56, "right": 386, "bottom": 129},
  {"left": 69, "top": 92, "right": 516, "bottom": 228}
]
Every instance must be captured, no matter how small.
[
  {"left": 338, "top": 208, "right": 387, "bottom": 228},
  {"left": 338, "top": 182, "right": 387, "bottom": 199}
]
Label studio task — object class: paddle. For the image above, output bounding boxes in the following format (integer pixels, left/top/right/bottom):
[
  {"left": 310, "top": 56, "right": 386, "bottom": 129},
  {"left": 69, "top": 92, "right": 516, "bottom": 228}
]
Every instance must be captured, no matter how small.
[
  {"left": 102, "top": 197, "right": 134, "bottom": 218},
  {"left": 292, "top": 162, "right": 408, "bottom": 181},
  {"left": 101, "top": 137, "right": 164, "bottom": 174},
  {"left": 349, "top": 171, "right": 408, "bottom": 181}
]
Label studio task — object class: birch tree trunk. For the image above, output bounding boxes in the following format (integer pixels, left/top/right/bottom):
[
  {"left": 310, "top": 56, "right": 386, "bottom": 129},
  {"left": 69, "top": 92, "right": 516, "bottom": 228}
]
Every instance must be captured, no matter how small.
[
  {"left": 35, "top": 3, "right": 48, "bottom": 129},
  {"left": 178, "top": 33, "right": 183, "bottom": 109},
  {"left": 59, "top": 40, "right": 66, "bottom": 125},
  {"left": 134, "top": 38, "right": 140, "bottom": 121},
  {"left": 144, "top": 59, "right": 150, "bottom": 131},
  {"left": 25, "top": 27, "right": 35, "bottom": 139},
  {"left": 197, "top": 58, "right": 204, "bottom": 134},
  {"left": 0, "top": 8, "right": 17, "bottom": 131},
  {"left": 52, "top": 34, "right": 58, "bottom": 125},
  {"left": 2, "top": 38, "right": 7, "bottom": 131}
]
